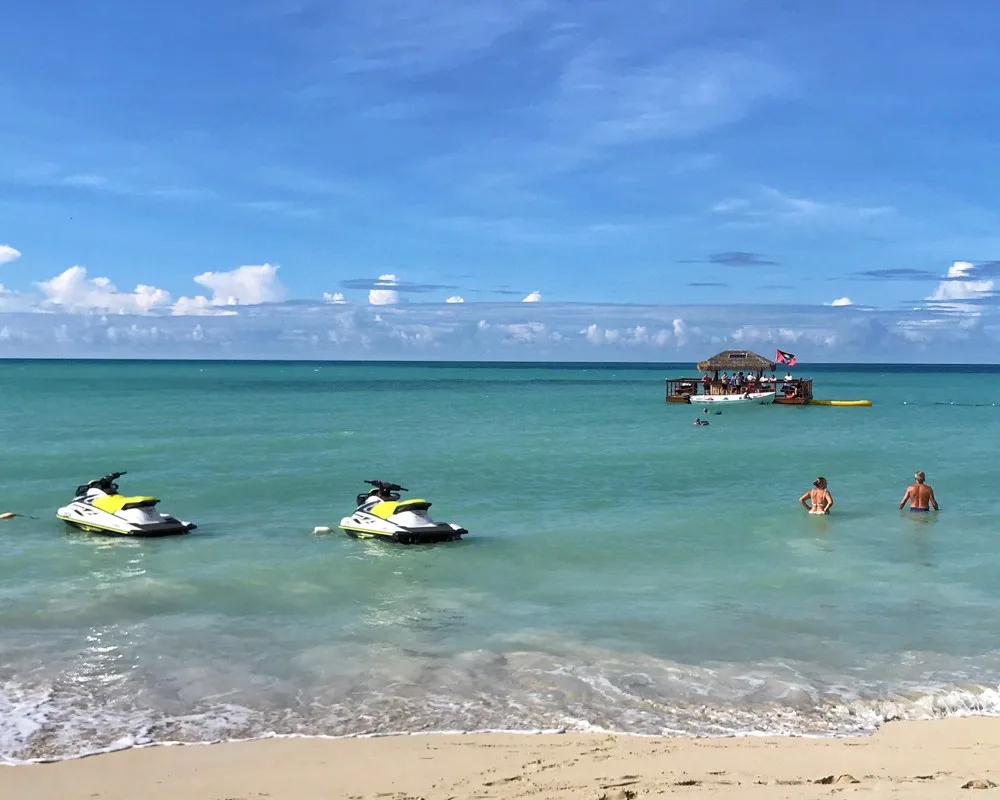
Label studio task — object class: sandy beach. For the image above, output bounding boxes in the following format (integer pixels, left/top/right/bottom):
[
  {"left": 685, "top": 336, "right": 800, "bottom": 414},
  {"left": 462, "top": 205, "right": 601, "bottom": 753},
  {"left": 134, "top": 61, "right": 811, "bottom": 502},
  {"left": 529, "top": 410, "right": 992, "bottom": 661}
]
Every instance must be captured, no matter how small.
[{"left": 4, "top": 718, "right": 999, "bottom": 800}]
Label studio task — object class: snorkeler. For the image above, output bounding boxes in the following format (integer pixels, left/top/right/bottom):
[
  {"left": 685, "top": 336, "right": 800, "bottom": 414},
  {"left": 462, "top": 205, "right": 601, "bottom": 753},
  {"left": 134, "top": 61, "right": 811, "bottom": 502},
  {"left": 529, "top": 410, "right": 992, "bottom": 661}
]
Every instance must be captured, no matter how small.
[
  {"left": 899, "top": 471, "right": 939, "bottom": 511},
  {"left": 799, "top": 477, "right": 833, "bottom": 514}
]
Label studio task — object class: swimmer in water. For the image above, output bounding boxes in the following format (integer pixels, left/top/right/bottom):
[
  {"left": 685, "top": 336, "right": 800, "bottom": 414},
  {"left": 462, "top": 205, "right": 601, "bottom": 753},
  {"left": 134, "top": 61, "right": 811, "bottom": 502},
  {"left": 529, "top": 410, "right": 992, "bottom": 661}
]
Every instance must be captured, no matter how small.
[
  {"left": 799, "top": 477, "right": 833, "bottom": 514},
  {"left": 899, "top": 471, "right": 939, "bottom": 512}
]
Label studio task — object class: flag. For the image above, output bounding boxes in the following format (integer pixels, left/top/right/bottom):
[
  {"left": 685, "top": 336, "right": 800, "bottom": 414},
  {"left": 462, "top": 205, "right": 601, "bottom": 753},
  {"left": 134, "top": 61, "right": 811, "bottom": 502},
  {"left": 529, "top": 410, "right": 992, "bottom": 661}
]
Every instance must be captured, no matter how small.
[{"left": 775, "top": 349, "right": 797, "bottom": 366}]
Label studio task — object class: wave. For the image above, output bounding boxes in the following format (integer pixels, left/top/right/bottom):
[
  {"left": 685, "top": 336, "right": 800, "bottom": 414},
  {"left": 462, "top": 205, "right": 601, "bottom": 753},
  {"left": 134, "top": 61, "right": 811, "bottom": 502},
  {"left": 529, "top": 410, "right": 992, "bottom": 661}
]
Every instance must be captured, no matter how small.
[{"left": 4, "top": 655, "right": 1000, "bottom": 764}]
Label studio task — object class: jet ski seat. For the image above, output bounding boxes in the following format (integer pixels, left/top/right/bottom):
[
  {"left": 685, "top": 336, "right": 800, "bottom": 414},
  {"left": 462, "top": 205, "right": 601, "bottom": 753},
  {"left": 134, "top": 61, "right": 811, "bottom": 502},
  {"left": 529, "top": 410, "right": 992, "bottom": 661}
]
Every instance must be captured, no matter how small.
[
  {"left": 369, "top": 499, "right": 432, "bottom": 519},
  {"left": 92, "top": 495, "right": 159, "bottom": 514}
]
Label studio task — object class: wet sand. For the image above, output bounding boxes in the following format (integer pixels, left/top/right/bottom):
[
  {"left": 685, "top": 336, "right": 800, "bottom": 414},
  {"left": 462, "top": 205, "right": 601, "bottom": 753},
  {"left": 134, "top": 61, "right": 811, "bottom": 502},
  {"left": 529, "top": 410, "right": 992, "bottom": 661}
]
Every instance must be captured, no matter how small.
[{"left": 4, "top": 718, "right": 999, "bottom": 799}]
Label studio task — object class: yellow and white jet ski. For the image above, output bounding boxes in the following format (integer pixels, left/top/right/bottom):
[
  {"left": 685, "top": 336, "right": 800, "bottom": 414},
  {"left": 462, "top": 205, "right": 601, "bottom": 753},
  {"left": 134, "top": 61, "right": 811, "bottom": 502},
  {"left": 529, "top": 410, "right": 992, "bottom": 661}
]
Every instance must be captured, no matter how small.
[
  {"left": 338, "top": 480, "right": 467, "bottom": 544},
  {"left": 56, "top": 471, "right": 197, "bottom": 536}
]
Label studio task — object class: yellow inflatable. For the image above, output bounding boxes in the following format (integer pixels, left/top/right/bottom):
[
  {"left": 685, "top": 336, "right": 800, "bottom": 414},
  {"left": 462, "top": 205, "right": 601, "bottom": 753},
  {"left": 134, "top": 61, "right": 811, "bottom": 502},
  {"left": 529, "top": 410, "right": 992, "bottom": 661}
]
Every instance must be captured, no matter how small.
[{"left": 808, "top": 399, "right": 872, "bottom": 407}]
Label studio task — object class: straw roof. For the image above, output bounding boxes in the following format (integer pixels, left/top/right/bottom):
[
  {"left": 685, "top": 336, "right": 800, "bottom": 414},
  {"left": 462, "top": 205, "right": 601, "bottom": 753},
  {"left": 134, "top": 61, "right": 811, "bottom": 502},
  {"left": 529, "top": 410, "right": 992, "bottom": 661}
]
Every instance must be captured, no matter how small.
[{"left": 696, "top": 349, "right": 776, "bottom": 373}]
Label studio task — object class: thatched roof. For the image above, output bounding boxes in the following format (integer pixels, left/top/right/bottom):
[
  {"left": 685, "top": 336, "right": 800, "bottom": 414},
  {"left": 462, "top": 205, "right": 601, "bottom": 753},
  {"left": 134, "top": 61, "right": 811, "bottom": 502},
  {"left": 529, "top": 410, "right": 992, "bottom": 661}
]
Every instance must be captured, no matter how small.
[{"left": 696, "top": 349, "right": 776, "bottom": 373}]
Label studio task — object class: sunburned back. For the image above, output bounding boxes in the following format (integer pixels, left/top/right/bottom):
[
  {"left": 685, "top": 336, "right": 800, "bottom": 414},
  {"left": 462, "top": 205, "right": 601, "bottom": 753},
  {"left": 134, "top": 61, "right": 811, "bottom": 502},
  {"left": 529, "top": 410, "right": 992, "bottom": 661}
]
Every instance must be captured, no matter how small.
[{"left": 910, "top": 483, "right": 932, "bottom": 509}]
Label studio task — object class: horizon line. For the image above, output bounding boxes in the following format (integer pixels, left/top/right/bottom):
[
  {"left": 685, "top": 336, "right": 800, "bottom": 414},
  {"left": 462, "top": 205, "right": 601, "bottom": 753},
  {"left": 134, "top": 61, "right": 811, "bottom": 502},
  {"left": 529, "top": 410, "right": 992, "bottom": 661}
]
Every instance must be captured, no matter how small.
[{"left": 2, "top": 356, "right": 999, "bottom": 368}]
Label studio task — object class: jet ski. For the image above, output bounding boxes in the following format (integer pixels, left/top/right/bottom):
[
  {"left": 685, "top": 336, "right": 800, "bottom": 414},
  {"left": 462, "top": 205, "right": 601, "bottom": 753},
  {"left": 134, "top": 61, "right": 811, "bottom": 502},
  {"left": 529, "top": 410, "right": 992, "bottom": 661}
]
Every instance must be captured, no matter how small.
[
  {"left": 337, "top": 480, "right": 468, "bottom": 544},
  {"left": 56, "top": 471, "right": 197, "bottom": 537}
]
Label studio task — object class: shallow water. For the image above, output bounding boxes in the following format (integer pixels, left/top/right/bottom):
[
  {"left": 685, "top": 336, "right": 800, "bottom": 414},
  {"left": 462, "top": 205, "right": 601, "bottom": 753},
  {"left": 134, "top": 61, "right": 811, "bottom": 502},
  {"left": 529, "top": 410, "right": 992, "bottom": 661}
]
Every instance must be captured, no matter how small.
[{"left": 1, "top": 360, "right": 999, "bottom": 762}]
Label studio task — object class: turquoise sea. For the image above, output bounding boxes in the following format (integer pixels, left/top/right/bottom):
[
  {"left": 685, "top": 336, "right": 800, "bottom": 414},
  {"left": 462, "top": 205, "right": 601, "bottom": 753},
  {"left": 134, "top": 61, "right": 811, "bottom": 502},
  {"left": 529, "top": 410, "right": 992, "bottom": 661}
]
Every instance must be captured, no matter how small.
[{"left": 2, "top": 359, "right": 1000, "bottom": 763}]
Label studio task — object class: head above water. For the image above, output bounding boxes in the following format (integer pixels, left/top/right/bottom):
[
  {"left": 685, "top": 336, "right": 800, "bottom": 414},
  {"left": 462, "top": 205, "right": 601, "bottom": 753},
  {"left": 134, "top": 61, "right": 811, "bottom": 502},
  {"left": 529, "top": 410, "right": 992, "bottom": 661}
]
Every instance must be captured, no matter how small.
[
  {"left": 915, "top": 471, "right": 925, "bottom": 484},
  {"left": 813, "top": 477, "right": 827, "bottom": 489}
]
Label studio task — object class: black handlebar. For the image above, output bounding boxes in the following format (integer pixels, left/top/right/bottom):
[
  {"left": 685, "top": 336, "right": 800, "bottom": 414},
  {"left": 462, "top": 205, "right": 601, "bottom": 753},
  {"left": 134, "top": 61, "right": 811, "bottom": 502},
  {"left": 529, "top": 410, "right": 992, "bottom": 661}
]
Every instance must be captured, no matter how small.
[
  {"left": 75, "top": 471, "right": 127, "bottom": 498},
  {"left": 92, "top": 471, "right": 126, "bottom": 486},
  {"left": 364, "top": 479, "right": 407, "bottom": 492}
]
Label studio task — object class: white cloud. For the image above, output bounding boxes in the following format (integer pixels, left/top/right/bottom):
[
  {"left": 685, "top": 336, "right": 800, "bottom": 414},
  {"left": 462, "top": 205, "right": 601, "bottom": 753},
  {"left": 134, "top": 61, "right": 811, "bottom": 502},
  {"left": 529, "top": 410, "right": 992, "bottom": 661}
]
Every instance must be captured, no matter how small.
[
  {"left": 0, "top": 244, "right": 22, "bottom": 265},
  {"left": 500, "top": 321, "right": 554, "bottom": 345},
  {"left": 672, "top": 318, "right": 688, "bottom": 346},
  {"left": 582, "top": 322, "right": 671, "bottom": 346},
  {"left": 554, "top": 47, "right": 792, "bottom": 153},
  {"left": 522, "top": 290, "right": 542, "bottom": 303},
  {"left": 369, "top": 273, "right": 400, "bottom": 305},
  {"left": 36, "top": 266, "right": 173, "bottom": 314},
  {"left": 33, "top": 263, "right": 285, "bottom": 317},
  {"left": 170, "top": 295, "right": 236, "bottom": 316},
  {"left": 323, "top": 291, "right": 347, "bottom": 304},
  {"left": 0, "top": 299, "right": 992, "bottom": 360},
  {"left": 926, "top": 260, "right": 994, "bottom": 314},
  {"left": 712, "top": 186, "right": 893, "bottom": 228},
  {"left": 829, "top": 297, "right": 853, "bottom": 306},
  {"left": 192, "top": 263, "right": 284, "bottom": 305},
  {"left": 62, "top": 174, "right": 109, "bottom": 189},
  {"left": 445, "top": 295, "right": 465, "bottom": 303},
  {"left": 320, "top": 0, "right": 547, "bottom": 77},
  {"left": 583, "top": 323, "right": 607, "bottom": 344}
]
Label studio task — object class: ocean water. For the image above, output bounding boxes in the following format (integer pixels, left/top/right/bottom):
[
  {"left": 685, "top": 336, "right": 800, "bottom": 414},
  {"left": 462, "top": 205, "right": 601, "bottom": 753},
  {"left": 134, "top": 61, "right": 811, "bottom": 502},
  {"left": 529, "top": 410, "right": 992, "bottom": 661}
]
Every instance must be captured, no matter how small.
[{"left": 2, "top": 359, "right": 1000, "bottom": 763}]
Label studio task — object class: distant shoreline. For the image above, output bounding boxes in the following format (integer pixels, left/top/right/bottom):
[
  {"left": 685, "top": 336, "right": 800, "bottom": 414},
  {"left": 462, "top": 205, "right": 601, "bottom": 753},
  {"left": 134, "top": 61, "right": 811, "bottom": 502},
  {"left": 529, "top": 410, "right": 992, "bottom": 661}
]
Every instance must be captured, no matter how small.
[{"left": 2, "top": 356, "right": 1000, "bottom": 369}]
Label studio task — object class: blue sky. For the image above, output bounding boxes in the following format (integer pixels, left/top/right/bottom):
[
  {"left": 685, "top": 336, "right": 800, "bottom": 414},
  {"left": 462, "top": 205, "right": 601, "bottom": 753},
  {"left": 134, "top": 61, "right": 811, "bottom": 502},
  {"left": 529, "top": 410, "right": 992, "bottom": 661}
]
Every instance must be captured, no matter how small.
[{"left": 2, "top": 0, "right": 1000, "bottom": 360}]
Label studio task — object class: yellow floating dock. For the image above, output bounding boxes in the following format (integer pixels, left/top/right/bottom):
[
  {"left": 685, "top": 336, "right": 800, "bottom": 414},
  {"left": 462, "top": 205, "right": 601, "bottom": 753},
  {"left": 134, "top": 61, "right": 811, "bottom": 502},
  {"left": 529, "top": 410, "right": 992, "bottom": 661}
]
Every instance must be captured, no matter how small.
[{"left": 808, "top": 399, "right": 872, "bottom": 407}]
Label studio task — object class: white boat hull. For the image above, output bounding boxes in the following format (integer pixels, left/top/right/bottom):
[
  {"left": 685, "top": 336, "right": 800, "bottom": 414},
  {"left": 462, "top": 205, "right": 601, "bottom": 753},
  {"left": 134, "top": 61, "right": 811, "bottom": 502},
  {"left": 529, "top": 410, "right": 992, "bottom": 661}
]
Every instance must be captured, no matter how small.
[{"left": 695, "top": 391, "right": 775, "bottom": 405}]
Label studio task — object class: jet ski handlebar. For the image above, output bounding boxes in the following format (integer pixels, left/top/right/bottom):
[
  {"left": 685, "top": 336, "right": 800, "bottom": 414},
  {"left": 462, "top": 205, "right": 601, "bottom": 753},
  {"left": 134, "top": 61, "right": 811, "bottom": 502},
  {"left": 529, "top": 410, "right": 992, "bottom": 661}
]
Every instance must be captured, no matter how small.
[
  {"left": 76, "top": 471, "right": 127, "bottom": 495},
  {"left": 93, "top": 471, "right": 126, "bottom": 486},
  {"left": 364, "top": 479, "right": 407, "bottom": 492}
]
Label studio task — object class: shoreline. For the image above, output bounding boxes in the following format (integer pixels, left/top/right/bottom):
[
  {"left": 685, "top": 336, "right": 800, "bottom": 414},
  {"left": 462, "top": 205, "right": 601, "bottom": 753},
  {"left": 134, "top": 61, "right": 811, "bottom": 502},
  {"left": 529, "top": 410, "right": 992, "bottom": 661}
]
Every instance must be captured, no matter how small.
[
  {"left": 5, "top": 683, "right": 1000, "bottom": 765},
  {"left": 5, "top": 718, "right": 999, "bottom": 799}
]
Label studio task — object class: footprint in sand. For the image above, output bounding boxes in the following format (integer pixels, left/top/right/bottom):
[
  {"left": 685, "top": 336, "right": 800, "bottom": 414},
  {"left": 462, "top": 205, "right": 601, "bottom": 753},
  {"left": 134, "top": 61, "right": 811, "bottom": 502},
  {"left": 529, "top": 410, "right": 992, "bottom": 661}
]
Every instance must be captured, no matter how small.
[{"left": 815, "top": 775, "right": 860, "bottom": 785}]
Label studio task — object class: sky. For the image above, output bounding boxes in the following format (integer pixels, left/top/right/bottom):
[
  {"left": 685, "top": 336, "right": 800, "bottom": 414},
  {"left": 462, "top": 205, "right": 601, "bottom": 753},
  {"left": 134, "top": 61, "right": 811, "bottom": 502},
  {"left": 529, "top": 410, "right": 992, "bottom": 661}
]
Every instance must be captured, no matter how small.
[{"left": 2, "top": 0, "right": 1000, "bottom": 361}]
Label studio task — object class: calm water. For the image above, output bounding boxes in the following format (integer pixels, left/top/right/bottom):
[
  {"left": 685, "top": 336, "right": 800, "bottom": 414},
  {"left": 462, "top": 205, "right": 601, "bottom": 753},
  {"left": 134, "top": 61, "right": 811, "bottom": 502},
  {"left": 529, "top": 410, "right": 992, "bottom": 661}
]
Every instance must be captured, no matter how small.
[{"left": 2, "top": 359, "right": 1000, "bottom": 762}]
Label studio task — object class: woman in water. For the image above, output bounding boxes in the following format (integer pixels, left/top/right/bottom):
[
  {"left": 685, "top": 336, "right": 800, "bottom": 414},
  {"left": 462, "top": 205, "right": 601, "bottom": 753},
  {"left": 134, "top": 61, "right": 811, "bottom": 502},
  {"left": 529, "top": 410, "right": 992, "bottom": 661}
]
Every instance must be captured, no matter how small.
[{"left": 799, "top": 477, "right": 833, "bottom": 514}]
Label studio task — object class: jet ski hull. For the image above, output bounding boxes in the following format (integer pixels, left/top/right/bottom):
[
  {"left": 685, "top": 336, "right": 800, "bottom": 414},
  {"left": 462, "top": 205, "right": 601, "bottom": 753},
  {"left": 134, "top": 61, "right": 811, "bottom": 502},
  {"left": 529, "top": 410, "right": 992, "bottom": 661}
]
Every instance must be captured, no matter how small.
[
  {"left": 57, "top": 503, "right": 196, "bottom": 537},
  {"left": 338, "top": 513, "right": 467, "bottom": 544}
]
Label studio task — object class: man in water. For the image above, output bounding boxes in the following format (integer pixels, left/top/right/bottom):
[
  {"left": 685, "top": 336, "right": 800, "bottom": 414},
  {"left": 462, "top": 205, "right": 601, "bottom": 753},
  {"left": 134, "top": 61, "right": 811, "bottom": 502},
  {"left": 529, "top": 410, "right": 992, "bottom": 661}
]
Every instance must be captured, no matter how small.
[{"left": 899, "top": 471, "right": 939, "bottom": 512}]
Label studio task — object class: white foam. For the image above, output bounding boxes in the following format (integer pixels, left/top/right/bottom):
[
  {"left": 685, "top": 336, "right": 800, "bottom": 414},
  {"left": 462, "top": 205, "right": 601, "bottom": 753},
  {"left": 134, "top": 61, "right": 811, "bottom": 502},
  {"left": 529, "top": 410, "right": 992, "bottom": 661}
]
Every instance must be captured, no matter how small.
[{"left": 5, "top": 646, "right": 1000, "bottom": 764}]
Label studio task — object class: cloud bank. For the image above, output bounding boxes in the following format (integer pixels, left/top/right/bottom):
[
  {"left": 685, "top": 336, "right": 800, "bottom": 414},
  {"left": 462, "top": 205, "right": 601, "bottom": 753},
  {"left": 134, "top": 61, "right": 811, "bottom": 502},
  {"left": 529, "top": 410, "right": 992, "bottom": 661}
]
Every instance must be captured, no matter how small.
[{"left": 1, "top": 259, "right": 999, "bottom": 362}]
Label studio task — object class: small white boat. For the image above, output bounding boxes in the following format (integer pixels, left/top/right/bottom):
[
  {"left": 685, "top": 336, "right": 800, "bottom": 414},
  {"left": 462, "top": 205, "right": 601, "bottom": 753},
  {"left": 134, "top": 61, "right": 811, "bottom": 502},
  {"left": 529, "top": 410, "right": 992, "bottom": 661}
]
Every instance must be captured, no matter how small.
[{"left": 696, "top": 391, "right": 775, "bottom": 406}]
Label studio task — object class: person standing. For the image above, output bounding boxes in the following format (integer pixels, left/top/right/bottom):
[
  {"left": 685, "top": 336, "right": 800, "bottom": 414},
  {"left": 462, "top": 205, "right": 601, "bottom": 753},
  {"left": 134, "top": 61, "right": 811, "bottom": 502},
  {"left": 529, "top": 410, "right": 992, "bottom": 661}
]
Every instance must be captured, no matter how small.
[
  {"left": 900, "top": 471, "right": 939, "bottom": 512},
  {"left": 800, "top": 477, "right": 833, "bottom": 514}
]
